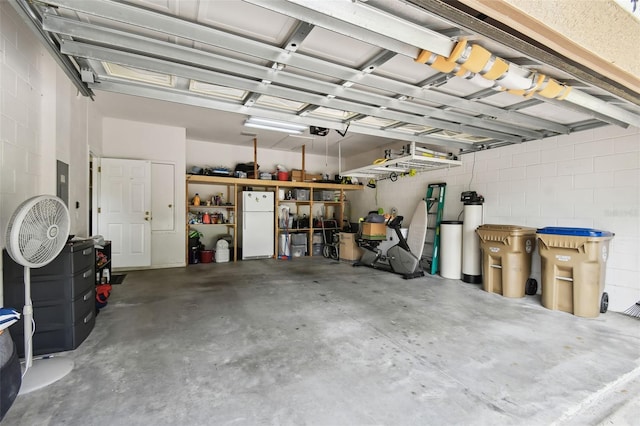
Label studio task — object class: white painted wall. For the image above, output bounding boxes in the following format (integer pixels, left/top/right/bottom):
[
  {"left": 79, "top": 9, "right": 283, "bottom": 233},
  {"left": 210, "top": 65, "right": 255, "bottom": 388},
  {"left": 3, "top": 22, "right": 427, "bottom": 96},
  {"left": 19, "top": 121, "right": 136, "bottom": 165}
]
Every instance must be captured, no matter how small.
[
  {"left": 349, "top": 126, "right": 640, "bottom": 312},
  {"left": 187, "top": 138, "right": 339, "bottom": 178},
  {"left": 102, "top": 118, "right": 186, "bottom": 269},
  {"left": 0, "top": 2, "right": 99, "bottom": 305}
]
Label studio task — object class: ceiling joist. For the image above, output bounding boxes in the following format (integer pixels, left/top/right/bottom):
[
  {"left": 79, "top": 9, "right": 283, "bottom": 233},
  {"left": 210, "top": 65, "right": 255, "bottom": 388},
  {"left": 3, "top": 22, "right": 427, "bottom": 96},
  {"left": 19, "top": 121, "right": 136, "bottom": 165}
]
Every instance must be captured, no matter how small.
[{"left": 9, "top": 0, "right": 638, "bottom": 158}]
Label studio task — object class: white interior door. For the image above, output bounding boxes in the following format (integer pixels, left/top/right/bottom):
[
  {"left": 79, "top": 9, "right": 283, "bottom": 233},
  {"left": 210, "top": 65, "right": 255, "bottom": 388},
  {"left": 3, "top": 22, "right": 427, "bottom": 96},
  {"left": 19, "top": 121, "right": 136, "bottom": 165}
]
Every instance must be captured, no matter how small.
[{"left": 99, "top": 158, "right": 151, "bottom": 268}]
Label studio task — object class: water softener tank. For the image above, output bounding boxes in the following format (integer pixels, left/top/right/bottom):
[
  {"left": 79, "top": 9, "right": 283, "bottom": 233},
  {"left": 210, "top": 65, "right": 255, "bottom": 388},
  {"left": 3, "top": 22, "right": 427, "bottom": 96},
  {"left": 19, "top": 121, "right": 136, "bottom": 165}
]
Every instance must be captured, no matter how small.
[{"left": 461, "top": 191, "right": 484, "bottom": 283}]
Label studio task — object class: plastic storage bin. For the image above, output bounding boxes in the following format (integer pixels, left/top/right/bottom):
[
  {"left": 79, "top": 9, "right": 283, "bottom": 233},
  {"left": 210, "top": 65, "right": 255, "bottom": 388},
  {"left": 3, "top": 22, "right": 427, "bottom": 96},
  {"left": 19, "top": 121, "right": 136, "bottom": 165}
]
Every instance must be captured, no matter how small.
[
  {"left": 476, "top": 225, "right": 538, "bottom": 298},
  {"left": 537, "top": 227, "right": 614, "bottom": 318},
  {"left": 313, "top": 190, "right": 334, "bottom": 201},
  {"left": 293, "top": 189, "right": 310, "bottom": 201},
  {"left": 291, "top": 244, "right": 306, "bottom": 257},
  {"left": 291, "top": 233, "right": 308, "bottom": 246}
]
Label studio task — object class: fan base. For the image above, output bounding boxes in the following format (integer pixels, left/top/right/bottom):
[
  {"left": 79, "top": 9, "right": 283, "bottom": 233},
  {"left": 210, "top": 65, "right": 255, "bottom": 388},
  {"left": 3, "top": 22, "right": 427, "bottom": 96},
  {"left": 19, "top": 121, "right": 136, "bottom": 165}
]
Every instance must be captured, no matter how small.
[{"left": 19, "top": 357, "right": 74, "bottom": 395}]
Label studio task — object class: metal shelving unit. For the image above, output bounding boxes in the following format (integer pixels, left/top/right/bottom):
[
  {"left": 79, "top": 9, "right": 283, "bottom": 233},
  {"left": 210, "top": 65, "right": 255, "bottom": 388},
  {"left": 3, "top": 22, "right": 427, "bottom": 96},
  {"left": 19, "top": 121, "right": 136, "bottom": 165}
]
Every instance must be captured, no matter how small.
[{"left": 341, "top": 142, "right": 462, "bottom": 181}]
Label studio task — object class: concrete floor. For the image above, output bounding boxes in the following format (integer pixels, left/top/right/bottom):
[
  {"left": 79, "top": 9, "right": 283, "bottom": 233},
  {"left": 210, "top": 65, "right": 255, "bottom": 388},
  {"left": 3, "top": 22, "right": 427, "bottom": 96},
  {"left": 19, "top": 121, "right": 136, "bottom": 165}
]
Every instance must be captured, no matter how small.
[{"left": 3, "top": 258, "right": 640, "bottom": 425}]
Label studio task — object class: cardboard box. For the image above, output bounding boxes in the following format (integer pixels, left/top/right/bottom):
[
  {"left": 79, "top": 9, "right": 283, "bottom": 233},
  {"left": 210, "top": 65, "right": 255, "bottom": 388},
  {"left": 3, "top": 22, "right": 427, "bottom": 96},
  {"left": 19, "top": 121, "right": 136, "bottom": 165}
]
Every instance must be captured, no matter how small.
[
  {"left": 362, "top": 223, "right": 387, "bottom": 240},
  {"left": 291, "top": 170, "right": 322, "bottom": 182},
  {"left": 339, "top": 232, "right": 363, "bottom": 261}
]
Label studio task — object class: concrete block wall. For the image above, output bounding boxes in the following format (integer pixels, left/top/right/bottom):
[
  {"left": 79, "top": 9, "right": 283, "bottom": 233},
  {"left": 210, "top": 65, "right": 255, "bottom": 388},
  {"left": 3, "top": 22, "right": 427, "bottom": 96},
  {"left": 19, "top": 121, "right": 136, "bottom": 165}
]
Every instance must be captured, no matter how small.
[
  {"left": 0, "top": 2, "right": 47, "bottom": 305},
  {"left": 349, "top": 126, "right": 640, "bottom": 312},
  {"left": 0, "top": 1, "right": 45, "bottom": 235},
  {"left": 0, "top": 3, "right": 100, "bottom": 305}
]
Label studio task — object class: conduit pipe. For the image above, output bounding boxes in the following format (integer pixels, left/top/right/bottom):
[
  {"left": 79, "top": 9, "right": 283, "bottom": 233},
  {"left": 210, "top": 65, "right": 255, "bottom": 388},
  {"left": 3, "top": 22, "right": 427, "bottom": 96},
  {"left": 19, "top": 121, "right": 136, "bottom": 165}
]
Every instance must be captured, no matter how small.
[
  {"left": 414, "top": 39, "right": 640, "bottom": 126},
  {"left": 416, "top": 39, "right": 572, "bottom": 101}
]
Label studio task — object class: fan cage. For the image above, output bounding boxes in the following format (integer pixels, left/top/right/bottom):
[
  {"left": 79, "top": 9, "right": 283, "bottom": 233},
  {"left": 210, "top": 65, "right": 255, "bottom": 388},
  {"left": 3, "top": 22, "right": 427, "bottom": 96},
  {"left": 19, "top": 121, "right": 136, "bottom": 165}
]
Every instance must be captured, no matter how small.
[{"left": 5, "top": 195, "right": 70, "bottom": 268}]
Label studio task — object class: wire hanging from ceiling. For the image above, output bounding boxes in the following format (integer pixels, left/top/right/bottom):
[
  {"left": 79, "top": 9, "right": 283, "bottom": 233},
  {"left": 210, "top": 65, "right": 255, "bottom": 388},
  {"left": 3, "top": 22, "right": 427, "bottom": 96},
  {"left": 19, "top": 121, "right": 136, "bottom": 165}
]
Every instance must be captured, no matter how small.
[{"left": 325, "top": 133, "right": 329, "bottom": 172}]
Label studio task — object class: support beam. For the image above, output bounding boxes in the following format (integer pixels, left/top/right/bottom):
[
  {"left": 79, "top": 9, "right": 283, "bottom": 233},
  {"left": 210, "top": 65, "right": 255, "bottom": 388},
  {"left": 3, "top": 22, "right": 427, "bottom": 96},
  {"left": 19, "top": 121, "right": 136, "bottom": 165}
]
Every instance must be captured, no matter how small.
[
  {"left": 9, "top": 0, "right": 93, "bottom": 97},
  {"left": 43, "top": 9, "right": 569, "bottom": 132},
  {"left": 88, "top": 80, "right": 477, "bottom": 150},
  {"left": 62, "top": 40, "right": 531, "bottom": 142}
]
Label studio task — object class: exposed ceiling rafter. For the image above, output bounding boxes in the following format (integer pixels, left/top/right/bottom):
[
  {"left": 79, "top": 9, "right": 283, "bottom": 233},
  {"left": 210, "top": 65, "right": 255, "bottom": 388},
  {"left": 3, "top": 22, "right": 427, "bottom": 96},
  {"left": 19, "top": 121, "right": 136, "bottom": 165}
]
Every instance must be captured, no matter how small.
[
  {"left": 41, "top": 5, "right": 574, "bottom": 134},
  {"left": 9, "top": 0, "right": 638, "bottom": 159}
]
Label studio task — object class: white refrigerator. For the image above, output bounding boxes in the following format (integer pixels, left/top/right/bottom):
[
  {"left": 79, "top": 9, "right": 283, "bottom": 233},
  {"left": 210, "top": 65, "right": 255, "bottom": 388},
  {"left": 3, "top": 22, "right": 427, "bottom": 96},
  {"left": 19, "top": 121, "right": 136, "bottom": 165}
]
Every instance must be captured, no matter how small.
[{"left": 240, "top": 191, "right": 275, "bottom": 259}]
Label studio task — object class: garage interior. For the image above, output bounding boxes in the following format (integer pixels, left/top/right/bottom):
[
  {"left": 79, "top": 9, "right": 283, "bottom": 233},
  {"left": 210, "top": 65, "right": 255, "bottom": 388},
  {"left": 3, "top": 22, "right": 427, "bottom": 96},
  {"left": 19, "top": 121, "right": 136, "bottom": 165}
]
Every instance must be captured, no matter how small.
[{"left": 0, "top": 0, "right": 639, "bottom": 424}]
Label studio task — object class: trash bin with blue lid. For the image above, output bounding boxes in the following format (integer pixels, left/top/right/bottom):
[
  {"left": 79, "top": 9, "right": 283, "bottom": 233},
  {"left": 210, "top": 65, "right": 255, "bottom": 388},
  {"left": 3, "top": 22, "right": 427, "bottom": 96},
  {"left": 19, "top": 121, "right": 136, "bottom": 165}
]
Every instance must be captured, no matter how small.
[{"left": 536, "top": 227, "right": 614, "bottom": 318}]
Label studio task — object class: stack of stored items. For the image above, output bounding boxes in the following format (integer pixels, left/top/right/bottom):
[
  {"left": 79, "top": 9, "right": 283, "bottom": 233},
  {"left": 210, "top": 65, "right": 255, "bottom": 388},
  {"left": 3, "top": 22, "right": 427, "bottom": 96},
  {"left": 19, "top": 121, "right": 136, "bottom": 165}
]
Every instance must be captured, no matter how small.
[
  {"left": 361, "top": 222, "right": 386, "bottom": 240},
  {"left": 234, "top": 162, "right": 259, "bottom": 178},
  {"left": 291, "top": 169, "right": 322, "bottom": 182},
  {"left": 312, "top": 232, "right": 323, "bottom": 256}
]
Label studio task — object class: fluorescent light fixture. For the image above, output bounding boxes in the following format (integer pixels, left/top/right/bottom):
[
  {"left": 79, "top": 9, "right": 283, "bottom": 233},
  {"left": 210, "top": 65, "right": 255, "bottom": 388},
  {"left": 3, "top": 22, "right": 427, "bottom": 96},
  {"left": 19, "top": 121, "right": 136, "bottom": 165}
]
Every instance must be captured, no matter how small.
[{"left": 244, "top": 117, "right": 307, "bottom": 134}]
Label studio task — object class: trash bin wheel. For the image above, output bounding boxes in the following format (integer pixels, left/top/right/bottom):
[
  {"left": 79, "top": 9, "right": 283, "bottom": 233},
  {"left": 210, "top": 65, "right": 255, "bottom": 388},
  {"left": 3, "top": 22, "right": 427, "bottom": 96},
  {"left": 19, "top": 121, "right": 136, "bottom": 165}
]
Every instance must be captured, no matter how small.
[
  {"left": 525, "top": 278, "right": 538, "bottom": 295},
  {"left": 600, "top": 292, "right": 609, "bottom": 314}
]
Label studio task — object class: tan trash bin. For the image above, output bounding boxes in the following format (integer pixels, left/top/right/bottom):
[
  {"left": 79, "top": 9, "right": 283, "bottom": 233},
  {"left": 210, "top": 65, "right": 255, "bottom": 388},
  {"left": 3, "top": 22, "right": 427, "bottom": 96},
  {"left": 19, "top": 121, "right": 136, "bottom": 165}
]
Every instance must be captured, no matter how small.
[
  {"left": 476, "top": 225, "right": 538, "bottom": 298},
  {"left": 536, "top": 227, "right": 614, "bottom": 318}
]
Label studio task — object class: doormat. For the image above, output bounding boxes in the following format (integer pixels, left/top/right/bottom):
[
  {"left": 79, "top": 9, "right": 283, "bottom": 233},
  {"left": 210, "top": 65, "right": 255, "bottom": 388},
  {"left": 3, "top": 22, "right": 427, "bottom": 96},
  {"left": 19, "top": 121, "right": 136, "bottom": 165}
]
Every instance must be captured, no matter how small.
[{"left": 110, "top": 274, "right": 127, "bottom": 285}]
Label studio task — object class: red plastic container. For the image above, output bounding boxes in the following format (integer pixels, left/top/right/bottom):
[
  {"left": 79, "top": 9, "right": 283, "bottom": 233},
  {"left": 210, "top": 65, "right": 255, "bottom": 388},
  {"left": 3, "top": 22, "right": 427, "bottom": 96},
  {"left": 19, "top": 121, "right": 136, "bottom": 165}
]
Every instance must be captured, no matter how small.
[
  {"left": 199, "top": 250, "right": 214, "bottom": 263},
  {"left": 277, "top": 171, "right": 289, "bottom": 181}
]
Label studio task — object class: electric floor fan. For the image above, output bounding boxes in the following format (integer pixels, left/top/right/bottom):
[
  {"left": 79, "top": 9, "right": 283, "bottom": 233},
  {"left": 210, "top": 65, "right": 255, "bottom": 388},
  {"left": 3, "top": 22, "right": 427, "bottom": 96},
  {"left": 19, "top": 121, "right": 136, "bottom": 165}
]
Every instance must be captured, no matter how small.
[{"left": 5, "top": 195, "right": 73, "bottom": 394}]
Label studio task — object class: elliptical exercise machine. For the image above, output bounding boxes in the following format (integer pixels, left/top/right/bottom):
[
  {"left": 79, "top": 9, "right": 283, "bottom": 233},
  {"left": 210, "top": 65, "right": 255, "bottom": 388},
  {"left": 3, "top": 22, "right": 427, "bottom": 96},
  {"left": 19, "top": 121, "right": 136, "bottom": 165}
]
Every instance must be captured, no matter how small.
[{"left": 354, "top": 216, "right": 425, "bottom": 279}]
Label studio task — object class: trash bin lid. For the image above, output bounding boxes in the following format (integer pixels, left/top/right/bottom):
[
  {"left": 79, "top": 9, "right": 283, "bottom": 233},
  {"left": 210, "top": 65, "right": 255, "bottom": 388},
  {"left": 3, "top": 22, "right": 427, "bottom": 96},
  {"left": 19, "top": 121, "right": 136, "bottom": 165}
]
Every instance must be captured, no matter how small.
[
  {"left": 536, "top": 227, "right": 613, "bottom": 237},
  {"left": 477, "top": 224, "right": 536, "bottom": 235}
]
